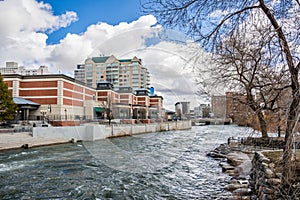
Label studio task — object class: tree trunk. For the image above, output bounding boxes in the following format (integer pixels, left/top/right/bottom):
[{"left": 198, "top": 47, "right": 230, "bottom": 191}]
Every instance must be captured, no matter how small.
[
  {"left": 257, "top": 111, "right": 268, "bottom": 138},
  {"left": 281, "top": 92, "right": 299, "bottom": 196},
  {"left": 246, "top": 90, "right": 269, "bottom": 138},
  {"left": 259, "top": 1, "right": 299, "bottom": 194}
]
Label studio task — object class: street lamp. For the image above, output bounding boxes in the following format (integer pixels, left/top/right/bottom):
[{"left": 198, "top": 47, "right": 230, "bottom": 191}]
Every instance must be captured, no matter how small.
[
  {"left": 64, "top": 108, "right": 67, "bottom": 120},
  {"left": 15, "top": 110, "right": 22, "bottom": 122},
  {"left": 48, "top": 104, "right": 52, "bottom": 113},
  {"left": 47, "top": 104, "right": 52, "bottom": 121},
  {"left": 129, "top": 104, "right": 133, "bottom": 119},
  {"left": 40, "top": 110, "right": 47, "bottom": 124}
]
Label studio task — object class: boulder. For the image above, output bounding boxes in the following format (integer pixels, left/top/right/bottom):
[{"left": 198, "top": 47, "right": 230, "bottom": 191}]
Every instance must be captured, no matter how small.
[
  {"left": 232, "top": 188, "right": 252, "bottom": 196},
  {"left": 226, "top": 152, "right": 251, "bottom": 167}
]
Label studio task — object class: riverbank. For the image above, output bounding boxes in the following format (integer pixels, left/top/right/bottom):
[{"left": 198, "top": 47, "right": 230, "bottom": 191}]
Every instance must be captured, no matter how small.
[
  {"left": 207, "top": 142, "right": 258, "bottom": 199},
  {"left": 0, "top": 132, "right": 70, "bottom": 151},
  {"left": 33, "top": 120, "right": 192, "bottom": 142},
  {"left": 0, "top": 120, "right": 191, "bottom": 151},
  {"left": 208, "top": 137, "right": 300, "bottom": 199}
]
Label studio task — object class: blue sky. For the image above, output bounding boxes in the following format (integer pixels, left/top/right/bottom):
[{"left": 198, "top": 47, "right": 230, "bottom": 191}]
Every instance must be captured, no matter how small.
[{"left": 37, "top": 0, "right": 144, "bottom": 44}]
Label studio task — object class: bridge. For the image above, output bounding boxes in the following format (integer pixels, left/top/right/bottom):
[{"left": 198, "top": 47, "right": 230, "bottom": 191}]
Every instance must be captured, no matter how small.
[{"left": 191, "top": 118, "right": 232, "bottom": 126}]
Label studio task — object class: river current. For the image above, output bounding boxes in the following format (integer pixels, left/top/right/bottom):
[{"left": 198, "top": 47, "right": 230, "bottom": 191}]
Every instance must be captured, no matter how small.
[{"left": 0, "top": 125, "right": 253, "bottom": 199}]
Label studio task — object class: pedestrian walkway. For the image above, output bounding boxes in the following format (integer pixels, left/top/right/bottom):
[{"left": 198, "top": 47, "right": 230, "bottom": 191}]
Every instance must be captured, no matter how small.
[{"left": 0, "top": 132, "right": 70, "bottom": 151}]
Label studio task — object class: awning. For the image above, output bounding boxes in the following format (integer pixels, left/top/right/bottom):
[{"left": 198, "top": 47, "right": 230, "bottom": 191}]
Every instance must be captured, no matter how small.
[
  {"left": 95, "top": 107, "right": 106, "bottom": 112},
  {"left": 13, "top": 97, "right": 40, "bottom": 110}
]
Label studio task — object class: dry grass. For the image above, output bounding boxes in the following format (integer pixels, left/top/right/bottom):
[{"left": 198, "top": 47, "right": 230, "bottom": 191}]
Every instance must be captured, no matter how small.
[
  {"left": 262, "top": 150, "right": 300, "bottom": 162},
  {"left": 262, "top": 150, "right": 283, "bottom": 163}
]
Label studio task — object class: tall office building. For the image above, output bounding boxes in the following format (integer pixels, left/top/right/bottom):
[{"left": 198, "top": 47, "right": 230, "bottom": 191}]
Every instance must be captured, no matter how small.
[
  {"left": 74, "top": 64, "right": 85, "bottom": 83},
  {"left": 75, "top": 55, "right": 150, "bottom": 91},
  {"left": 175, "top": 101, "right": 191, "bottom": 119}
]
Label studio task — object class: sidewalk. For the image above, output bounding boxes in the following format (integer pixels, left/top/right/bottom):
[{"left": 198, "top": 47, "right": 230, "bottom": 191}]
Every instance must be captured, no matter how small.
[{"left": 0, "top": 132, "right": 70, "bottom": 151}]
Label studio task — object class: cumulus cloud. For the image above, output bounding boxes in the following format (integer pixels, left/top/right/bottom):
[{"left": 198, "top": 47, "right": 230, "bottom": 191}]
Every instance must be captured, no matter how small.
[
  {"left": 0, "top": 0, "right": 77, "bottom": 67},
  {"left": 0, "top": 0, "right": 210, "bottom": 110},
  {"left": 44, "top": 14, "right": 161, "bottom": 73}
]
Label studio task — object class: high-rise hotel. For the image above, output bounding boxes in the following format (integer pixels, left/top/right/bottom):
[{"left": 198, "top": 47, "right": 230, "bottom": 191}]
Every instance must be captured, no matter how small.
[{"left": 75, "top": 55, "right": 150, "bottom": 91}]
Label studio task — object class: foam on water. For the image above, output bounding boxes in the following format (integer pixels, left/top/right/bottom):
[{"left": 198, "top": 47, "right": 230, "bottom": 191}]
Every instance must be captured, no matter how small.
[{"left": 0, "top": 125, "right": 251, "bottom": 199}]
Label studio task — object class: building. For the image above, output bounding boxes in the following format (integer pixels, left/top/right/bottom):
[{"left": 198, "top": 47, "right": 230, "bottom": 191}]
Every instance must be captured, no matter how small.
[
  {"left": 225, "top": 92, "right": 252, "bottom": 124},
  {"left": 3, "top": 74, "right": 163, "bottom": 125},
  {"left": 75, "top": 55, "right": 150, "bottom": 91},
  {"left": 211, "top": 92, "right": 252, "bottom": 123},
  {"left": 3, "top": 74, "right": 97, "bottom": 125},
  {"left": 194, "top": 104, "right": 211, "bottom": 118},
  {"left": 149, "top": 95, "right": 164, "bottom": 120},
  {"left": 175, "top": 101, "right": 190, "bottom": 119},
  {"left": 211, "top": 95, "right": 227, "bottom": 118},
  {"left": 74, "top": 64, "right": 85, "bottom": 83},
  {"left": 0, "top": 62, "right": 49, "bottom": 76}
]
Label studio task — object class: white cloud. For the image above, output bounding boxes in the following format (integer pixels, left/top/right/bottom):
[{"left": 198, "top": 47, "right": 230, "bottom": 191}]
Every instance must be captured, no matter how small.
[
  {"left": 0, "top": 0, "right": 211, "bottom": 110},
  {"left": 0, "top": 0, "right": 77, "bottom": 67}
]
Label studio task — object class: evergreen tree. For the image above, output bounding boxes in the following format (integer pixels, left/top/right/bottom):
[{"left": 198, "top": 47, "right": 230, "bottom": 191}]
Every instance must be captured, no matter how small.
[{"left": 0, "top": 74, "right": 17, "bottom": 123}]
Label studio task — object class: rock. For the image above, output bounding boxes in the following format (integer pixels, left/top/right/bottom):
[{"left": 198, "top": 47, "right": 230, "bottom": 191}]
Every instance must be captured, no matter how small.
[
  {"left": 226, "top": 152, "right": 251, "bottom": 167},
  {"left": 232, "top": 188, "right": 252, "bottom": 196},
  {"left": 261, "top": 157, "right": 271, "bottom": 164},
  {"left": 206, "top": 151, "right": 227, "bottom": 159},
  {"left": 219, "top": 162, "right": 228, "bottom": 167},
  {"left": 266, "top": 178, "right": 281, "bottom": 186},
  {"left": 225, "top": 169, "right": 239, "bottom": 176},
  {"left": 225, "top": 183, "right": 245, "bottom": 191},
  {"left": 275, "top": 173, "right": 282, "bottom": 178},
  {"left": 263, "top": 187, "right": 274, "bottom": 194},
  {"left": 238, "top": 179, "right": 249, "bottom": 185},
  {"left": 236, "top": 160, "right": 252, "bottom": 176},
  {"left": 222, "top": 165, "right": 236, "bottom": 172},
  {"left": 230, "top": 179, "right": 239, "bottom": 184},
  {"left": 264, "top": 168, "right": 274, "bottom": 178},
  {"left": 268, "top": 163, "right": 275, "bottom": 169}
]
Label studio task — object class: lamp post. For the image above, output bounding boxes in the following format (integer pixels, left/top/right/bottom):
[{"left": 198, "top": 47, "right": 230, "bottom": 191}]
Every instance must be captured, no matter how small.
[
  {"left": 64, "top": 108, "right": 67, "bottom": 120},
  {"left": 129, "top": 104, "right": 133, "bottom": 119},
  {"left": 48, "top": 104, "right": 52, "bottom": 113},
  {"left": 40, "top": 110, "right": 47, "bottom": 124},
  {"left": 47, "top": 104, "right": 52, "bottom": 121}
]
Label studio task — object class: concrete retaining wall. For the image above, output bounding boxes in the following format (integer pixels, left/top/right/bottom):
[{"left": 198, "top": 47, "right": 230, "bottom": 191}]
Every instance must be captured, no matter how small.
[
  {"left": 33, "top": 120, "right": 192, "bottom": 141},
  {"left": 32, "top": 125, "right": 108, "bottom": 141}
]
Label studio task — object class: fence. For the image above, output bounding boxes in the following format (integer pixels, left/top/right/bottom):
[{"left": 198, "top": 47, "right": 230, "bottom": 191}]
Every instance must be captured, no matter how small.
[{"left": 227, "top": 136, "right": 300, "bottom": 150}]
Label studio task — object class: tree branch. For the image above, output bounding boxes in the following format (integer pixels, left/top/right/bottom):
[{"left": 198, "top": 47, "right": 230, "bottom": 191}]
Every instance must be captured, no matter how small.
[{"left": 207, "top": 5, "right": 261, "bottom": 38}]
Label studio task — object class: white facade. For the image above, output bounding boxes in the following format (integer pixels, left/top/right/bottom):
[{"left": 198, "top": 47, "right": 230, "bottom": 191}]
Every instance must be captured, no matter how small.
[
  {"left": 0, "top": 62, "right": 49, "bottom": 75},
  {"left": 75, "top": 55, "right": 150, "bottom": 91}
]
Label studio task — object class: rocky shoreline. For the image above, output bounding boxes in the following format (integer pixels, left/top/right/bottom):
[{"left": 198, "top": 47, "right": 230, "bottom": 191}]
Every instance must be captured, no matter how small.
[{"left": 207, "top": 143, "right": 256, "bottom": 199}]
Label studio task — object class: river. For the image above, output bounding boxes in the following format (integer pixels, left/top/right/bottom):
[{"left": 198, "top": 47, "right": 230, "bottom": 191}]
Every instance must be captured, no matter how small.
[{"left": 0, "top": 125, "right": 253, "bottom": 199}]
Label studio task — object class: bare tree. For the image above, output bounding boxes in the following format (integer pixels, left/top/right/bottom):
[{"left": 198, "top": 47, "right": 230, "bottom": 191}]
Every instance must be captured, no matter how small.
[
  {"left": 209, "top": 26, "right": 290, "bottom": 138},
  {"left": 143, "top": 0, "right": 300, "bottom": 196}
]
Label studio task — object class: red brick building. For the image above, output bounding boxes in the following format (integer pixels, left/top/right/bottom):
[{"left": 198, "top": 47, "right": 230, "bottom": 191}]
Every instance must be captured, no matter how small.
[
  {"left": 3, "top": 74, "right": 164, "bottom": 125},
  {"left": 225, "top": 92, "right": 252, "bottom": 125}
]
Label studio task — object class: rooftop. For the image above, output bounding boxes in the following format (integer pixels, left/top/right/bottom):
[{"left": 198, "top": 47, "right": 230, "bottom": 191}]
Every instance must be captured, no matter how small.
[
  {"left": 92, "top": 56, "right": 110, "bottom": 63},
  {"left": 13, "top": 97, "right": 40, "bottom": 106}
]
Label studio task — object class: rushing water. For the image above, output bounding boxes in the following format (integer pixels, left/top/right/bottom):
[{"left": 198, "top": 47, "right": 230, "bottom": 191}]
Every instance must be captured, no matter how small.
[{"left": 0, "top": 125, "right": 253, "bottom": 199}]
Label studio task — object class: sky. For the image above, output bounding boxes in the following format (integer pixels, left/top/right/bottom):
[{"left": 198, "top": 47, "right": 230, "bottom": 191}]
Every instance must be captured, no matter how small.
[{"left": 0, "top": 0, "right": 211, "bottom": 110}]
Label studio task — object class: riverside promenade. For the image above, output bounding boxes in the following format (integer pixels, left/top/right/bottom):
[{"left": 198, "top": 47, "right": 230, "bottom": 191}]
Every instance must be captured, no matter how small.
[
  {"left": 0, "top": 132, "right": 70, "bottom": 151},
  {"left": 0, "top": 120, "right": 192, "bottom": 151}
]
